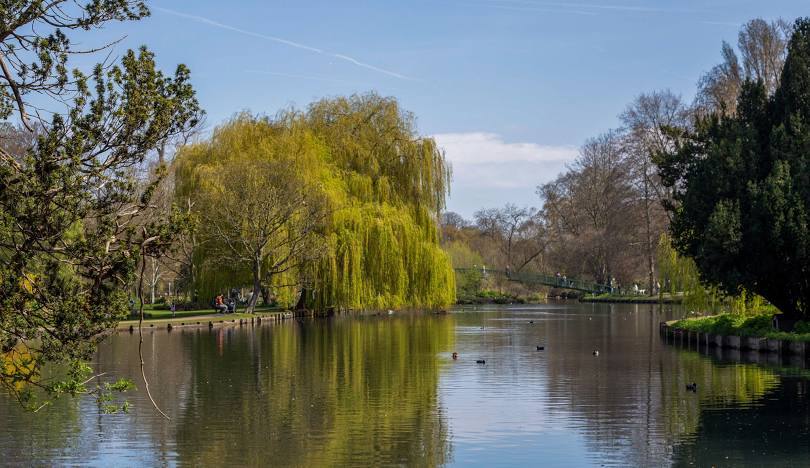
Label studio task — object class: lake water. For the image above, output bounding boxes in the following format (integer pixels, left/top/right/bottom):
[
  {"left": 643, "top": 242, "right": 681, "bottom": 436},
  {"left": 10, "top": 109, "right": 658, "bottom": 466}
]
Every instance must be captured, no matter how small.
[{"left": 2, "top": 303, "right": 810, "bottom": 467}]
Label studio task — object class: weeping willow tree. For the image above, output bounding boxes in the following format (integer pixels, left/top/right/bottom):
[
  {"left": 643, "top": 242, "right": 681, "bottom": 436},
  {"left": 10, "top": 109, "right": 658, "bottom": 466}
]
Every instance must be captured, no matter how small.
[
  {"left": 302, "top": 94, "right": 454, "bottom": 310},
  {"left": 175, "top": 116, "right": 330, "bottom": 311},
  {"left": 175, "top": 94, "right": 455, "bottom": 310}
]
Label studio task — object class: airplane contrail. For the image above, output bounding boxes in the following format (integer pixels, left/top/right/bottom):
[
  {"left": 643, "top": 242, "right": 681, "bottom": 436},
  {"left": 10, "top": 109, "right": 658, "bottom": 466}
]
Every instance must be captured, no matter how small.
[
  {"left": 154, "top": 7, "right": 416, "bottom": 81},
  {"left": 482, "top": 0, "right": 694, "bottom": 14},
  {"left": 244, "top": 69, "right": 372, "bottom": 86}
]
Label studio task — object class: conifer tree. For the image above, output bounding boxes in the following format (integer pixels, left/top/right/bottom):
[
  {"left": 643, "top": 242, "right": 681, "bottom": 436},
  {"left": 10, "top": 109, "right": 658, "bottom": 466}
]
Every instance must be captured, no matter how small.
[
  {"left": 0, "top": 1, "right": 200, "bottom": 407},
  {"left": 660, "top": 18, "right": 810, "bottom": 323}
]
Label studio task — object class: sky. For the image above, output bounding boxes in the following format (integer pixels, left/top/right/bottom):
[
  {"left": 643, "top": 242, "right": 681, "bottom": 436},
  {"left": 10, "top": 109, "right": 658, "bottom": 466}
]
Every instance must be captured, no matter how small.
[{"left": 93, "top": 0, "right": 808, "bottom": 217}]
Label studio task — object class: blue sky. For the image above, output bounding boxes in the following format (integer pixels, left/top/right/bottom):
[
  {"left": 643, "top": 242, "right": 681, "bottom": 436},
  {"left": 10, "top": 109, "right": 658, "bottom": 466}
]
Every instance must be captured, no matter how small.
[{"left": 97, "top": 0, "right": 807, "bottom": 217}]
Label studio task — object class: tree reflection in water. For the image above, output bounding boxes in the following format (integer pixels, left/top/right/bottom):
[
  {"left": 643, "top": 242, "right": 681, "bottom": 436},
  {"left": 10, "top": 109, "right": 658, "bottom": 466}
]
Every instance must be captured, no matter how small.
[
  {"left": 172, "top": 315, "right": 455, "bottom": 466},
  {"left": 3, "top": 305, "right": 810, "bottom": 467}
]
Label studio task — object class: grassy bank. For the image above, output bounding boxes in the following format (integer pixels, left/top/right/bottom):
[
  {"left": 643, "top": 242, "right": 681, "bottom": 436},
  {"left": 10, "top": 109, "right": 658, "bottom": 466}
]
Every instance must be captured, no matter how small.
[
  {"left": 133, "top": 305, "right": 282, "bottom": 320},
  {"left": 117, "top": 310, "right": 290, "bottom": 330},
  {"left": 581, "top": 293, "right": 683, "bottom": 304},
  {"left": 673, "top": 312, "right": 810, "bottom": 342},
  {"left": 117, "top": 305, "right": 288, "bottom": 331},
  {"left": 456, "top": 290, "right": 548, "bottom": 305}
]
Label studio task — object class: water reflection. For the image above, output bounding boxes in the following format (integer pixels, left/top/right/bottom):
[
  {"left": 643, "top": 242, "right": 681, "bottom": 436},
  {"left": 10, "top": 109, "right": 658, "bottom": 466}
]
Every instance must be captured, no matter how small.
[
  {"left": 666, "top": 345, "right": 810, "bottom": 466},
  {"left": 672, "top": 376, "right": 810, "bottom": 466},
  {"left": 442, "top": 304, "right": 804, "bottom": 467},
  {"left": 172, "top": 316, "right": 455, "bottom": 466},
  {"left": 2, "top": 304, "right": 810, "bottom": 466},
  {"left": 0, "top": 314, "right": 455, "bottom": 466}
]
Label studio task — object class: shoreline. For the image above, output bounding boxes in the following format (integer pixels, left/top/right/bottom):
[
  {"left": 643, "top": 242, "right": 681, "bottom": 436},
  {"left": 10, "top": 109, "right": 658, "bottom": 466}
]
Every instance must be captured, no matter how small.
[
  {"left": 660, "top": 320, "right": 810, "bottom": 357},
  {"left": 581, "top": 294, "right": 683, "bottom": 304},
  {"left": 116, "top": 310, "right": 305, "bottom": 332},
  {"left": 114, "top": 307, "right": 448, "bottom": 333}
]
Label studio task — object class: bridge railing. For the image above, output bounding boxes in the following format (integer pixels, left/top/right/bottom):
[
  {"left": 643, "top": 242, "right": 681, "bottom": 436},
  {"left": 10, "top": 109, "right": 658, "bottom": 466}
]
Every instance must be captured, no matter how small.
[{"left": 454, "top": 268, "right": 613, "bottom": 294}]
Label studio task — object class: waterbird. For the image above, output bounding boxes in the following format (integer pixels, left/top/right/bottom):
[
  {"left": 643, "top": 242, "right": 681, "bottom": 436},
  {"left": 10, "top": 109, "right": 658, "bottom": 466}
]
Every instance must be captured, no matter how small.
[
  {"left": 592, "top": 350, "right": 599, "bottom": 356},
  {"left": 686, "top": 382, "right": 698, "bottom": 392},
  {"left": 476, "top": 359, "right": 486, "bottom": 364},
  {"left": 452, "top": 352, "right": 458, "bottom": 360},
  {"left": 528, "top": 320, "right": 534, "bottom": 324},
  {"left": 536, "top": 346, "right": 545, "bottom": 351}
]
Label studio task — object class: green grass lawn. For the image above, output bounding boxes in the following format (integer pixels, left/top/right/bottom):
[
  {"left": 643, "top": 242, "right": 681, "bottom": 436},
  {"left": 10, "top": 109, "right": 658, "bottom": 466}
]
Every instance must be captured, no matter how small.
[
  {"left": 581, "top": 293, "right": 683, "bottom": 303},
  {"left": 128, "top": 305, "right": 283, "bottom": 320},
  {"left": 673, "top": 312, "right": 810, "bottom": 342},
  {"left": 118, "top": 312, "right": 275, "bottom": 329}
]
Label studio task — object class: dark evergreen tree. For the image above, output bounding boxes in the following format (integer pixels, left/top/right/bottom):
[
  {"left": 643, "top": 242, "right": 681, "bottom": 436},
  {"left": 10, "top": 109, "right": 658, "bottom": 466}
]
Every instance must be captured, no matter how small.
[{"left": 660, "top": 18, "right": 810, "bottom": 323}]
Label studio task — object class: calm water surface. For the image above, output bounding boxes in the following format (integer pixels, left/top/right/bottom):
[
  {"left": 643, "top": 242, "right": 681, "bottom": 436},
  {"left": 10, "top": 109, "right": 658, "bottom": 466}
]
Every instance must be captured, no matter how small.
[{"left": 2, "top": 302, "right": 810, "bottom": 466}]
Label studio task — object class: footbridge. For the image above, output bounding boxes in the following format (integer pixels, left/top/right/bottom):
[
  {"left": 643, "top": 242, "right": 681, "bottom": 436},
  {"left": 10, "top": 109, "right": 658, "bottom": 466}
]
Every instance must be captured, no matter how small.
[{"left": 454, "top": 268, "right": 613, "bottom": 294}]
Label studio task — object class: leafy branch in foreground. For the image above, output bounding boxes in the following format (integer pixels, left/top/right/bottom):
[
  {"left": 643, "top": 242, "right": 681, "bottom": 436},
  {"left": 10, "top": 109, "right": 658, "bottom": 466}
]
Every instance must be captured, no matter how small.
[{"left": 0, "top": 1, "right": 201, "bottom": 409}]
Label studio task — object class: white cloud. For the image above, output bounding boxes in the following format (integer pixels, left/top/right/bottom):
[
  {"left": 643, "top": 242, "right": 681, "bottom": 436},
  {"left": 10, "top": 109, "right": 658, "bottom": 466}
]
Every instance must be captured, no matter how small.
[
  {"left": 433, "top": 132, "right": 577, "bottom": 217},
  {"left": 434, "top": 132, "right": 576, "bottom": 165}
]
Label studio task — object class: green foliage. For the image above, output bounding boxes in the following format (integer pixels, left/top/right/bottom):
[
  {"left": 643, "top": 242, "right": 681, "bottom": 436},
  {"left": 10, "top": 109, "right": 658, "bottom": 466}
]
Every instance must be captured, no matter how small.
[
  {"left": 176, "top": 118, "right": 329, "bottom": 311},
  {"left": 0, "top": 1, "right": 150, "bottom": 123},
  {"left": 1, "top": 356, "right": 136, "bottom": 413},
  {"left": 304, "top": 94, "right": 451, "bottom": 212},
  {"left": 444, "top": 240, "right": 484, "bottom": 300},
  {"left": 455, "top": 289, "right": 535, "bottom": 305},
  {"left": 175, "top": 94, "right": 455, "bottom": 310},
  {"left": 657, "top": 233, "right": 725, "bottom": 313},
  {"left": 657, "top": 234, "right": 703, "bottom": 296},
  {"left": 478, "top": 290, "right": 525, "bottom": 303},
  {"left": 675, "top": 313, "right": 773, "bottom": 336},
  {"left": 657, "top": 234, "right": 773, "bottom": 315},
  {"left": 97, "top": 378, "right": 136, "bottom": 414},
  {"left": 311, "top": 203, "right": 455, "bottom": 310},
  {"left": 454, "top": 268, "right": 483, "bottom": 302},
  {"left": 581, "top": 293, "right": 681, "bottom": 303},
  {"left": 0, "top": 3, "right": 200, "bottom": 408},
  {"left": 660, "top": 18, "right": 810, "bottom": 318},
  {"left": 444, "top": 240, "right": 484, "bottom": 269},
  {"left": 673, "top": 311, "right": 810, "bottom": 341}
]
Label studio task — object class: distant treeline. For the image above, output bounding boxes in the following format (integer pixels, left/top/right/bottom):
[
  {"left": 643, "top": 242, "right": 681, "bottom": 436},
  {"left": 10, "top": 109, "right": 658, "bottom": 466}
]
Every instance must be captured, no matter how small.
[{"left": 442, "top": 18, "right": 802, "bottom": 316}]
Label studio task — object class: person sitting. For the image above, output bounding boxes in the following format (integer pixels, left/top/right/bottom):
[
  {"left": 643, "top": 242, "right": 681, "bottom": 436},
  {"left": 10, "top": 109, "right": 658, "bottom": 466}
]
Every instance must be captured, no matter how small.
[
  {"left": 227, "top": 298, "right": 236, "bottom": 314},
  {"left": 214, "top": 294, "right": 228, "bottom": 314}
]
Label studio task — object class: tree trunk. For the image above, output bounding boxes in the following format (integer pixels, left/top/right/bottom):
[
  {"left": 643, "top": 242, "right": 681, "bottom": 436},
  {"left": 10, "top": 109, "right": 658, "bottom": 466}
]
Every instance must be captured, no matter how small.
[
  {"left": 646, "top": 230, "right": 655, "bottom": 295},
  {"left": 149, "top": 258, "right": 161, "bottom": 304},
  {"left": 261, "top": 285, "right": 272, "bottom": 306},
  {"left": 295, "top": 287, "right": 308, "bottom": 311},
  {"left": 247, "top": 254, "right": 261, "bottom": 313},
  {"left": 157, "top": 140, "right": 167, "bottom": 165},
  {"left": 643, "top": 176, "right": 656, "bottom": 295},
  {"left": 598, "top": 247, "right": 610, "bottom": 285},
  {"left": 190, "top": 233, "right": 198, "bottom": 303}
]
